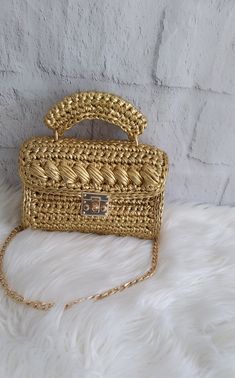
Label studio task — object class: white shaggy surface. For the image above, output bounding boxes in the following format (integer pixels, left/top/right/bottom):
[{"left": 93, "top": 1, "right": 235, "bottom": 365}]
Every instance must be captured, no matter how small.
[{"left": 0, "top": 180, "right": 235, "bottom": 378}]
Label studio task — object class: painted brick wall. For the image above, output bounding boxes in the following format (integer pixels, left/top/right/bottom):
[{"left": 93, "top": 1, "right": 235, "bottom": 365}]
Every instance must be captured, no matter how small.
[{"left": 1, "top": 0, "right": 235, "bottom": 204}]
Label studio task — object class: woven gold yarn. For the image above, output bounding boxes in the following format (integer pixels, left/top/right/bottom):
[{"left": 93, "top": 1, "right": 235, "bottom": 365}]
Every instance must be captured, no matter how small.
[{"left": 44, "top": 91, "right": 147, "bottom": 139}]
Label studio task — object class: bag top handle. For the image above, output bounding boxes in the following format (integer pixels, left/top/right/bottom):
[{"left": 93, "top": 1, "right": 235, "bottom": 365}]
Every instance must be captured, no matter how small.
[{"left": 44, "top": 91, "right": 147, "bottom": 146}]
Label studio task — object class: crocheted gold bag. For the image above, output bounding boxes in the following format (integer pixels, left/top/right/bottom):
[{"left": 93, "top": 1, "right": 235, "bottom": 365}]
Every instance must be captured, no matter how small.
[{"left": 0, "top": 91, "right": 168, "bottom": 310}]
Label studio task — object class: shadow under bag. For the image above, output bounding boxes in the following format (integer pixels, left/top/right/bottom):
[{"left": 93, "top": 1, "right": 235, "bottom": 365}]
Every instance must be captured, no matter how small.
[{"left": 0, "top": 91, "right": 168, "bottom": 310}]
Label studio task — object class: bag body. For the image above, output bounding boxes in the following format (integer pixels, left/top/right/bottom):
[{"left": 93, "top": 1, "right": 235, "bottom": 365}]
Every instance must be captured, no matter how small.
[
  {"left": 0, "top": 91, "right": 168, "bottom": 310},
  {"left": 20, "top": 137, "right": 167, "bottom": 239}
]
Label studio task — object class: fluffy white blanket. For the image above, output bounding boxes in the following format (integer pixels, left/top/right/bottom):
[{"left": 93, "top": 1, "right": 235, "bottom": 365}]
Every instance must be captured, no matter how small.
[{"left": 0, "top": 180, "right": 235, "bottom": 378}]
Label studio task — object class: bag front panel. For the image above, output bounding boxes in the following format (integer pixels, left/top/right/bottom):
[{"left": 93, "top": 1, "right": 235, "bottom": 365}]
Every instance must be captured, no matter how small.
[
  {"left": 22, "top": 186, "right": 164, "bottom": 239},
  {"left": 20, "top": 137, "right": 168, "bottom": 239}
]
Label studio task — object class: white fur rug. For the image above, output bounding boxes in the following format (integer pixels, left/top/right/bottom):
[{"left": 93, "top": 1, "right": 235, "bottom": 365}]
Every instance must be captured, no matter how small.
[{"left": 0, "top": 180, "right": 235, "bottom": 378}]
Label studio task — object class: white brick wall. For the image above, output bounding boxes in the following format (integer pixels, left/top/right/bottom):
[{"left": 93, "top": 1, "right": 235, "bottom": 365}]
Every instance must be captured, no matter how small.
[{"left": 1, "top": 0, "right": 235, "bottom": 204}]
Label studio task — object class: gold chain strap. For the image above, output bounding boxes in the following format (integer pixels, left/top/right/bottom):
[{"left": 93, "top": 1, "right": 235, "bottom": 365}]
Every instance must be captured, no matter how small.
[{"left": 0, "top": 226, "right": 159, "bottom": 311}]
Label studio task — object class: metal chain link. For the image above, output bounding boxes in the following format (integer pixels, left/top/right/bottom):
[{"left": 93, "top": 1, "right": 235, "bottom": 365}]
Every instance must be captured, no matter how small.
[{"left": 0, "top": 226, "right": 159, "bottom": 311}]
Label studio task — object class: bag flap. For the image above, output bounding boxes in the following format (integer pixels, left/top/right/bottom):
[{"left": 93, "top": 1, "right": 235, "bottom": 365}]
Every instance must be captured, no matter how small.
[{"left": 19, "top": 137, "right": 168, "bottom": 195}]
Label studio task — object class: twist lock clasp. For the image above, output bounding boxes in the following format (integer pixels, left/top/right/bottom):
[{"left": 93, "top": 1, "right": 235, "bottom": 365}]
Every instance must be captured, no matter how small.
[{"left": 81, "top": 193, "right": 109, "bottom": 216}]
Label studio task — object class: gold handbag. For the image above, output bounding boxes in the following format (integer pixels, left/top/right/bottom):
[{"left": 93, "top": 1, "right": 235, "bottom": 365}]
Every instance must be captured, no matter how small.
[{"left": 0, "top": 91, "right": 168, "bottom": 310}]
